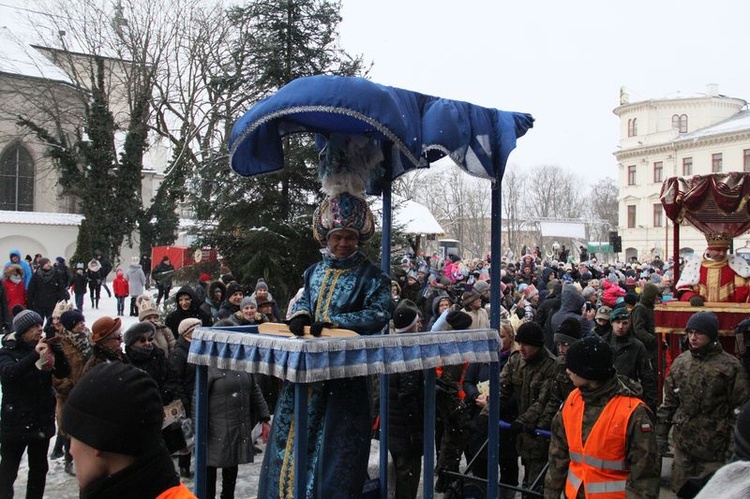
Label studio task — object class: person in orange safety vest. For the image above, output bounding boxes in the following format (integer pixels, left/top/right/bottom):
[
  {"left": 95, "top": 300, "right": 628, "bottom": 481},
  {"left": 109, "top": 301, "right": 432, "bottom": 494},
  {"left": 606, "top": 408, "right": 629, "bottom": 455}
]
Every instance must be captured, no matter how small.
[{"left": 544, "top": 337, "right": 660, "bottom": 498}]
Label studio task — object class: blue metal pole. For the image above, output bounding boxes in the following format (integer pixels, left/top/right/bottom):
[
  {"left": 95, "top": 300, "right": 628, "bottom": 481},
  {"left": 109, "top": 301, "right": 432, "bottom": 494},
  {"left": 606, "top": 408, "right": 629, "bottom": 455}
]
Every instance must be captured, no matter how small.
[
  {"left": 293, "top": 383, "right": 309, "bottom": 499},
  {"left": 194, "top": 365, "right": 208, "bottom": 498},
  {"left": 423, "top": 367, "right": 436, "bottom": 499},
  {"left": 379, "top": 176, "right": 392, "bottom": 499},
  {"left": 487, "top": 177, "right": 503, "bottom": 498}
]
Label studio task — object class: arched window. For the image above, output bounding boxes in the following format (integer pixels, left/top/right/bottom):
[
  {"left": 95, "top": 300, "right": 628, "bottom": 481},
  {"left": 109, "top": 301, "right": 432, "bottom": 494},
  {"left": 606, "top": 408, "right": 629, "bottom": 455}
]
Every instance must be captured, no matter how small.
[
  {"left": 679, "top": 114, "right": 688, "bottom": 133},
  {"left": 627, "top": 118, "right": 638, "bottom": 137},
  {"left": 672, "top": 114, "right": 688, "bottom": 134},
  {"left": 0, "top": 143, "right": 35, "bottom": 211}
]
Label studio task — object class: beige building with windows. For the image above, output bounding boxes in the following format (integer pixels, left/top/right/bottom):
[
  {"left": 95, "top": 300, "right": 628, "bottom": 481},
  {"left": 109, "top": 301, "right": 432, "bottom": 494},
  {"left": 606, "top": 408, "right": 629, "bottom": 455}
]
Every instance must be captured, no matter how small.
[{"left": 613, "top": 85, "right": 750, "bottom": 262}]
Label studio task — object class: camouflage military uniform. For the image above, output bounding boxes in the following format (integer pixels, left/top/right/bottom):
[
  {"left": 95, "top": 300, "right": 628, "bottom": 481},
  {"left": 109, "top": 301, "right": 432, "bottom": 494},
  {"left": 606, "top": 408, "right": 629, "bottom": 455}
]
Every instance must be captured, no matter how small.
[
  {"left": 656, "top": 341, "right": 750, "bottom": 492},
  {"left": 538, "top": 355, "right": 575, "bottom": 429},
  {"left": 545, "top": 375, "right": 660, "bottom": 499},
  {"left": 499, "top": 346, "right": 556, "bottom": 491}
]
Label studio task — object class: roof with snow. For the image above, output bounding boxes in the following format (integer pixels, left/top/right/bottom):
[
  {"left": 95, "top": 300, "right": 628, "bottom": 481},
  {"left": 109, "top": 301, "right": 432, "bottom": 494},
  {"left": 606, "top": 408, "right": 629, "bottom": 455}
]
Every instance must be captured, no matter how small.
[
  {"left": 370, "top": 195, "right": 444, "bottom": 235},
  {"left": 0, "top": 210, "right": 83, "bottom": 226},
  {"left": 677, "top": 110, "right": 750, "bottom": 142},
  {"left": 0, "top": 27, "right": 72, "bottom": 84}
]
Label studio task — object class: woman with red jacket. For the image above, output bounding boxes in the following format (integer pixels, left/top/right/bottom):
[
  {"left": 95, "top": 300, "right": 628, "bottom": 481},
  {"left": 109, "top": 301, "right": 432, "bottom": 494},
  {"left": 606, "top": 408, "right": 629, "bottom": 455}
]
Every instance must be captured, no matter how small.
[{"left": 3, "top": 264, "right": 26, "bottom": 311}]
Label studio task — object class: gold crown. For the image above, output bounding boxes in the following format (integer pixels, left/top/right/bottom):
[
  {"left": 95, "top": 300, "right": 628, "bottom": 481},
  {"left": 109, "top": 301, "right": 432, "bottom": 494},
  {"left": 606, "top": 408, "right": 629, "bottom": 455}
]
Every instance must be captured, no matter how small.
[{"left": 705, "top": 232, "right": 732, "bottom": 248}]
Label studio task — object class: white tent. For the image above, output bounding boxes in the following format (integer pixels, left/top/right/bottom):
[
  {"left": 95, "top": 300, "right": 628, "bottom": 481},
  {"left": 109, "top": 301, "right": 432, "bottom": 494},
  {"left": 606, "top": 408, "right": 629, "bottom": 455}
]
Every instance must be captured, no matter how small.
[{"left": 370, "top": 195, "right": 444, "bottom": 235}]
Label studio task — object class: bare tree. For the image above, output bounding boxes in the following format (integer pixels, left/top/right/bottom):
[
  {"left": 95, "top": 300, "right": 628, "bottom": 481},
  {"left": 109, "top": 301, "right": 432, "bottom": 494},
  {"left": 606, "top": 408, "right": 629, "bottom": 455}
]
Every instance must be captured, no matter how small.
[
  {"left": 502, "top": 165, "right": 526, "bottom": 256},
  {"left": 588, "top": 176, "right": 619, "bottom": 242}
]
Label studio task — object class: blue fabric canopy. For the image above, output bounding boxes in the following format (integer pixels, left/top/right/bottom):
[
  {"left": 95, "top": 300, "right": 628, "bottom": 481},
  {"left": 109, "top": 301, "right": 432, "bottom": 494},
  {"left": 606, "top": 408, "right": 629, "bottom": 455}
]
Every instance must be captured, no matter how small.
[{"left": 229, "top": 75, "right": 533, "bottom": 190}]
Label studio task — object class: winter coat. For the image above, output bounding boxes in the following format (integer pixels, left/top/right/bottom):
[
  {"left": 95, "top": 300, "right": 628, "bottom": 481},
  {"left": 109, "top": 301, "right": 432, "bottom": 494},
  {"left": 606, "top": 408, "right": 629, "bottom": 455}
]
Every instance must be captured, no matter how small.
[
  {"left": 153, "top": 262, "right": 175, "bottom": 289},
  {"left": 199, "top": 281, "right": 226, "bottom": 322},
  {"left": 85, "top": 267, "right": 102, "bottom": 287},
  {"left": 70, "top": 270, "right": 88, "bottom": 296},
  {"left": 0, "top": 284, "right": 9, "bottom": 335},
  {"left": 27, "top": 267, "right": 67, "bottom": 314},
  {"left": 216, "top": 299, "right": 240, "bottom": 321},
  {"left": 152, "top": 321, "right": 175, "bottom": 357},
  {"left": 630, "top": 299, "right": 657, "bottom": 360},
  {"left": 126, "top": 344, "right": 174, "bottom": 404},
  {"left": 165, "top": 286, "right": 213, "bottom": 338},
  {"left": 51, "top": 328, "right": 92, "bottom": 400},
  {"left": 549, "top": 286, "right": 593, "bottom": 340},
  {"left": 0, "top": 332, "right": 71, "bottom": 442},
  {"left": 112, "top": 272, "right": 129, "bottom": 298},
  {"left": 3, "top": 264, "right": 26, "bottom": 310},
  {"left": 387, "top": 368, "right": 424, "bottom": 454},
  {"left": 126, "top": 264, "right": 147, "bottom": 297},
  {"left": 226, "top": 310, "right": 267, "bottom": 326},
  {"left": 545, "top": 375, "right": 660, "bottom": 499},
  {"left": 657, "top": 342, "right": 750, "bottom": 461},
  {"left": 4, "top": 249, "right": 32, "bottom": 289},
  {"left": 168, "top": 336, "right": 196, "bottom": 414},
  {"left": 601, "top": 330, "right": 658, "bottom": 412},
  {"left": 499, "top": 345, "right": 556, "bottom": 459},
  {"left": 206, "top": 367, "right": 270, "bottom": 467},
  {"left": 601, "top": 279, "right": 627, "bottom": 307}
]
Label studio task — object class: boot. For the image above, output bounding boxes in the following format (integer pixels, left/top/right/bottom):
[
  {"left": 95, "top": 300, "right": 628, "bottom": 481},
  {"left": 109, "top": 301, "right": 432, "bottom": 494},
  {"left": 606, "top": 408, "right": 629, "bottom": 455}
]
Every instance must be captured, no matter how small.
[{"left": 95, "top": 298, "right": 99, "bottom": 309}]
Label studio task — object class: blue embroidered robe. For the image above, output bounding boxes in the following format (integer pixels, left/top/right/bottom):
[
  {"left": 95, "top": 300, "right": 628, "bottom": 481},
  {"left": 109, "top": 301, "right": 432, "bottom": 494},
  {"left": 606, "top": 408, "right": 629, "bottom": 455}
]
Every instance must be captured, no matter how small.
[{"left": 258, "top": 251, "right": 392, "bottom": 499}]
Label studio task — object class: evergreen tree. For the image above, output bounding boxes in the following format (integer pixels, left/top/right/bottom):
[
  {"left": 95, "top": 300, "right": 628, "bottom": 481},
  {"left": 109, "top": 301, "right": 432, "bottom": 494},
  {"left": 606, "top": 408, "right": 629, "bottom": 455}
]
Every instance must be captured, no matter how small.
[{"left": 197, "top": 0, "right": 368, "bottom": 304}]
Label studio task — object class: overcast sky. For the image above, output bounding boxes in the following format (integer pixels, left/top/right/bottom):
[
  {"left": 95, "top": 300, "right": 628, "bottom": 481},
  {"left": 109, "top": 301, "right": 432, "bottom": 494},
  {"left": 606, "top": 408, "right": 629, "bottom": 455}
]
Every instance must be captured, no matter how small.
[{"left": 339, "top": 0, "right": 750, "bottom": 184}]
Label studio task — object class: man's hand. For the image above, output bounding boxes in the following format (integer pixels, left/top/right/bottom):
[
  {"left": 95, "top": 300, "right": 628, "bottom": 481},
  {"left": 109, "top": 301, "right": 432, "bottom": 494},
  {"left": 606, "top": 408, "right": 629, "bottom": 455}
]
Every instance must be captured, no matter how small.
[
  {"left": 287, "top": 315, "right": 311, "bottom": 336},
  {"left": 475, "top": 393, "right": 488, "bottom": 408},
  {"left": 310, "top": 321, "right": 335, "bottom": 337}
]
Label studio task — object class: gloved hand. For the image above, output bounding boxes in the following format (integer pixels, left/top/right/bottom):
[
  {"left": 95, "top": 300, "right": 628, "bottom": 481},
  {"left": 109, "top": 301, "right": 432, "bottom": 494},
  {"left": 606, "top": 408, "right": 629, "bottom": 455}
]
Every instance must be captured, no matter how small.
[
  {"left": 656, "top": 436, "right": 670, "bottom": 456},
  {"left": 310, "top": 321, "right": 335, "bottom": 337},
  {"left": 287, "top": 315, "right": 311, "bottom": 336}
]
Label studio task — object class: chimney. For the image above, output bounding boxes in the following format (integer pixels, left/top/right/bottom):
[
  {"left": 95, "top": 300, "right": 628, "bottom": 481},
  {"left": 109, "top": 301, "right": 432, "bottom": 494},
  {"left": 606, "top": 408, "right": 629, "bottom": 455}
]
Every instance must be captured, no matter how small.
[{"left": 706, "top": 83, "right": 719, "bottom": 97}]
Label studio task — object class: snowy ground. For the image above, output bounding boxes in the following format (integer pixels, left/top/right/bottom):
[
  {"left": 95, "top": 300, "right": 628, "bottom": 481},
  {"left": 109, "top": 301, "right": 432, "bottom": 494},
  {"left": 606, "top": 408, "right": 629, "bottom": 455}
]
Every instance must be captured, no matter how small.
[{"left": 10, "top": 285, "right": 678, "bottom": 497}]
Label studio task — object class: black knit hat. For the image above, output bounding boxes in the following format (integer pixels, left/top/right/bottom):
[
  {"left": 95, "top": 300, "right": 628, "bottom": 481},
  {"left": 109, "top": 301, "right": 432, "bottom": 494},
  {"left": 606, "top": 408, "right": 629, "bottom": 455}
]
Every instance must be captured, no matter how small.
[
  {"left": 553, "top": 318, "right": 582, "bottom": 346},
  {"left": 565, "top": 337, "right": 616, "bottom": 381},
  {"left": 686, "top": 311, "right": 719, "bottom": 341},
  {"left": 393, "top": 299, "right": 420, "bottom": 333},
  {"left": 226, "top": 282, "right": 244, "bottom": 298},
  {"left": 446, "top": 310, "right": 473, "bottom": 331},
  {"left": 12, "top": 309, "right": 43, "bottom": 335},
  {"left": 60, "top": 310, "right": 85, "bottom": 332},
  {"left": 516, "top": 322, "right": 545, "bottom": 347},
  {"left": 123, "top": 321, "right": 156, "bottom": 348},
  {"left": 62, "top": 362, "right": 164, "bottom": 455}
]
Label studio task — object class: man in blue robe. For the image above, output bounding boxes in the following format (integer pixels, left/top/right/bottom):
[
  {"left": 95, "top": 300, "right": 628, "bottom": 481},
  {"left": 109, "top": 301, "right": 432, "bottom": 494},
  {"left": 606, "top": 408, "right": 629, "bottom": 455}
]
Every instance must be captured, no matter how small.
[{"left": 258, "top": 190, "right": 392, "bottom": 499}]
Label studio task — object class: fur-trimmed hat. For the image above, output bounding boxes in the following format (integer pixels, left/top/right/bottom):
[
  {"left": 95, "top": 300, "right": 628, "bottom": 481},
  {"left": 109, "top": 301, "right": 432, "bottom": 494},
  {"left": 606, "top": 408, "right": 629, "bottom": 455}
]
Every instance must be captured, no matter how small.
[
  {"left": 123, "top": 321, "right": 156, "bottom": 348},
  {"left": 137, "top": 295, "right": 160, "bottom": 321},
  {"left": 91, "top": 317, "right": 122, "bottom": 343}
]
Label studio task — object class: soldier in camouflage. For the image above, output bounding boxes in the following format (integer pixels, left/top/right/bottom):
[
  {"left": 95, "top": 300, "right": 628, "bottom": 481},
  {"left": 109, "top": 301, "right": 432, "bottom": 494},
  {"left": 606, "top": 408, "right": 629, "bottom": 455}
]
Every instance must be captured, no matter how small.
[
  {"left": 656, "top": 311, "right": 750, "bottom": 492},
  {"left": 499, "top": 322, "right": 556, "bottom": 493},
  {"left": 545, "top": 337, "right": 660, "bottom": 499},
  {"left": 539, "top": 318, "right": 582, "bottom": 429}
]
